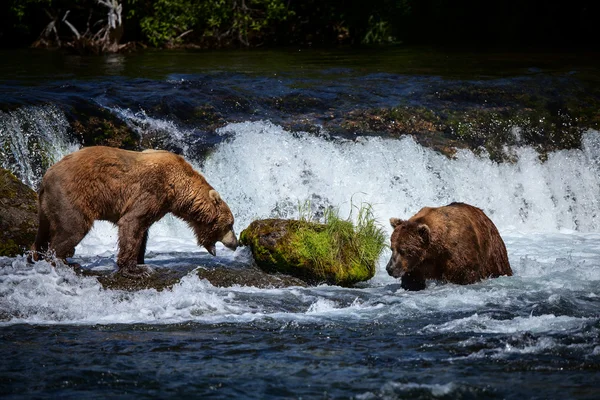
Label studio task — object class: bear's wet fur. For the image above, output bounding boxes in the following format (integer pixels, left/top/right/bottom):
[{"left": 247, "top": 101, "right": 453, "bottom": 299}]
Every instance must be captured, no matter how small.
[
  {"left": 31, "top": 146, "right": 238, "bottom": 279},
  {"left": 386, "top": 202, "right": 512, "bottom": 291}
]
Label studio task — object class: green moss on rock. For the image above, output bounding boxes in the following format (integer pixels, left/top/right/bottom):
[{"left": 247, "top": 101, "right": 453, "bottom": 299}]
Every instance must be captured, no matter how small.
[{"left": 240, "top": 206, "right": 386, "bottom": 287}]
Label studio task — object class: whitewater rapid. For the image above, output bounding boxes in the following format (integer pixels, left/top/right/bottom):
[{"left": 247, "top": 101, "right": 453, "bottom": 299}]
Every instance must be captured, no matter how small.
[
  {"left": 2, "top": 229, "right": 599, "bottom": 331},
  {"left": 2, "top": 119, "right": 600, "bottom": 330}
]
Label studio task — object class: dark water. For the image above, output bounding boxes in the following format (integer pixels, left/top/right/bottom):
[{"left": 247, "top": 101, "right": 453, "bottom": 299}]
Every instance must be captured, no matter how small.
[
  {"left": 1, "top": 48, "right": 600, "bottom": 399},
  {"left": 3, "top": 318, "right": 598, "bottom": 399}
]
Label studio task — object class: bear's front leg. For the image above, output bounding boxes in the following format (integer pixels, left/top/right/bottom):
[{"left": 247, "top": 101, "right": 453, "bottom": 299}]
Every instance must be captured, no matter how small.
[
  {"left": 116, "top": 218, "right": 154, "bottom": 279},
  {"left": 401, "top": 270, "right": 427, "bottom": 291}
]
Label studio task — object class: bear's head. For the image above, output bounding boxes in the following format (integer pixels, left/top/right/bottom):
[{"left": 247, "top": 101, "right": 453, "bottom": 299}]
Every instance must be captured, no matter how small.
[
  {"left": 385, "top": 217, "right": 430, "bottom": 279},
  {"left": 189, "top": 189, "right": 238, "bottom": 256}
]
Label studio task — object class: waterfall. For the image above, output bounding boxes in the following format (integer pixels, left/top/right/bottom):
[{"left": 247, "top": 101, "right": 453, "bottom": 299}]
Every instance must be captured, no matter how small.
[
  {"left": 0, "top": 104, "right": 78, "bottom": 189},
  {"left": 203, "top": 122, "right": 600, "bottom": 233},
  {"left": 3, "top": 107, "right": 600, "bottom": 246}
]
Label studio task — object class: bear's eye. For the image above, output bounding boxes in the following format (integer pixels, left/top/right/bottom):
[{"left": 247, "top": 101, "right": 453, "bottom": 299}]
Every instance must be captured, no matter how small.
[{"left": 397, "top": 249, "right": 406, "bottom": 256}]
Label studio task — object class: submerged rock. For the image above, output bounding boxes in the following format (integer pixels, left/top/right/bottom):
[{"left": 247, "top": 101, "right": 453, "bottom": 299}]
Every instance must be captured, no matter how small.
[
  {"left": 81, "top": 263, "right": 306, "bottom": 291},
  {"left": 0, "top": 169, "right": 38, "bottom": 256},
  {"left": 196, "top": 266, "right": 307, "bottom": 288},
  {"left": 67, "top": 101, "right": 141, "bottom": 150},
  {"left": 240, "top": 218, "right": 380, "bottom": 287},
  {"left": 85, "top": 265, "right": 187, "bottom": 291}
]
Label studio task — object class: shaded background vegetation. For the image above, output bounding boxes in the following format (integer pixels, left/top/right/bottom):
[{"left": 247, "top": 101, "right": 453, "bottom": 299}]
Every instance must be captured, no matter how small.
[{"left": 1, "top": 0, "right": 598, "bottom": 50}]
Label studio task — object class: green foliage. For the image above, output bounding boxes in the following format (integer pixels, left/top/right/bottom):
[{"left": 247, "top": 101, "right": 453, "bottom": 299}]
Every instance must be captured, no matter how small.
[
  {"left": 294, "top": 201, "right": 386, "bottom": 284},
  {"left": 129, "top": 0, "right": 293, "bottom": 47},
  {"left": 362, "top": 16, "right": 395, "bottom": 45},
  {"left": 240, "top": 200, "right": 386, "bottom": 286},
  {"left": 7, "top": 0, "right": 51, "bottom": 21},
  {"left": 1, "top": 0, "right": 52, "bottom": 42},
  {"left": 130, "top": 0, "right": 198, "bottom": 46},
  {"left": 205, "top": 0, "right": 294, "bottom": 45}
]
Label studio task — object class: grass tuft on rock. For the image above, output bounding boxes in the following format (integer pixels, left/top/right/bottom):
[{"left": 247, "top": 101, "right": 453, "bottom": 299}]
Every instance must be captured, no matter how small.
[
  {"left": 292, "top": 201, "right": 387, "bottom": 284},
  {"left": 240, "top": 200, "right": 387, "bottom": 286}
]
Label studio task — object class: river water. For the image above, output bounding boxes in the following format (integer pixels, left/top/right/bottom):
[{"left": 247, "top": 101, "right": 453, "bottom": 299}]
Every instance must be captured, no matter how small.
[{"left": 1, "top": 48, "right": 599, "bottom": 399}]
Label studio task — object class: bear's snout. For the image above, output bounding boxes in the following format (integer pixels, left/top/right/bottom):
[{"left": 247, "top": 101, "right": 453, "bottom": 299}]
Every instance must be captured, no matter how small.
[
  {"left": 386, "top": 255, "right": 405, "bottom": 278},
  {"left": 220, "top": 230, "right": 238, "bottom": 251}
]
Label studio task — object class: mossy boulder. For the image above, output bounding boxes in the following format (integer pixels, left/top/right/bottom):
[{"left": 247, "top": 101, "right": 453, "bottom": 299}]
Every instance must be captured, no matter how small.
[
  {"left": 0, "top": 168, "right": 38, "bottom": 256},
  {"left": 240, "top": 216, "right": 385, "bottom": 287}
]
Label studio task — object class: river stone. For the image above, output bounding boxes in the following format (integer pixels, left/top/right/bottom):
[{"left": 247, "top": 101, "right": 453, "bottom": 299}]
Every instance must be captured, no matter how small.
[
  {"left": 0, "top": 168, "right": 38, "bottom": 256},
  {"left": 81, "top": 264, "right": 307, "bottom": 291},
  {"left": 239, "top": 218, "right": 376, "bottom": 287}
]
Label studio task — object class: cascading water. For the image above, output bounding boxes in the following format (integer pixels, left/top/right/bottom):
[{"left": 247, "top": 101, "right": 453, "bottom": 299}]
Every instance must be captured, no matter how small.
[
  {"left": 203, "top": 121, "right": 600, "bottom": 233},
  {"left": 0, "top": 104, "right": 78, "bottom": 188},
  {"left": 68, "top": 117, "right": 600, "bottom": 262},
  {"left": 4, "top": 106, "right": 600, "bottom": 235},
  {"left": 5, "top": 105, "right": 600, "bottom": 258}
]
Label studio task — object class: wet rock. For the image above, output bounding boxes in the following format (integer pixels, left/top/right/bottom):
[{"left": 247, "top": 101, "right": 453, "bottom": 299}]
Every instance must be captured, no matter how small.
[
  {"left": 68, "top": 101, "right": 141, "bottom": 149},
  {"left": 196, "top": 265, "right": 307, "bottom": 288},
  {"left": 81, "top": 263, "right": 307, "bottom": 291},
  {"left": 191, "top": 104, "right": 227, "bottom": 129},
  {"left": 81, "top": 265, "right": 184, "bottom": 291},
  {"left": 0, "top": 169, "right": 38, "bottom": 256},
  {"left": 264, "top": 94, "right": 326, "bottom": 114},
  {"left": 240, "top": 218, "right": 379, "bottom": 287},
  {"left": 276, "top": 78, "right": 600, "bottom": 163},
  {"left": 340, "top": 106, "right": 445, "bottom": 136},
  {"left": 332, "top": 106, "right": 464, "bottom": 158}
]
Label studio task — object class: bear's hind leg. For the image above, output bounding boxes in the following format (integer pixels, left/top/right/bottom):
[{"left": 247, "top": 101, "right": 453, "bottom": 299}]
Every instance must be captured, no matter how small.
[
  {"left": 50, "top": 228, "right": 89, "bottom": 268},
  {"left": 29, "top": 209, "right": 51, "bottom": 263},
  {"left": 116, "top": 218, "right": 153, "bottom": 279},
  {"left": 49, "top": 223, "right": 91, "bottom": 268}
]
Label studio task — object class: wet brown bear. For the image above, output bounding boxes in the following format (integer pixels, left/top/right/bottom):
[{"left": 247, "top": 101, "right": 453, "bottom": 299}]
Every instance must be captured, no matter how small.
[
  {"left": 386, "top": 202, "right": 512, "bottom": 291},
  {"left": 32, "top": 146, "right": 238, "bottom": 278}
]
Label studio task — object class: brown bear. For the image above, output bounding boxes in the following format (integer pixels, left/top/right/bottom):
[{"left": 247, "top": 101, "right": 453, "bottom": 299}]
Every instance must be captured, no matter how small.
[
  {"left": 386, "top": 202, "right": 512, "bottom": 291},
  {"left": 31, "top": 146, "right": 238, "bottom": 278}
]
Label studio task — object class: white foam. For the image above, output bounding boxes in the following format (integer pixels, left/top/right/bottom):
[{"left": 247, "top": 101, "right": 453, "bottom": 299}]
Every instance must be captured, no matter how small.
[
  {"left": 63, "top": 120, "right": 600, "bottom": 265},
  {"left": 357, "top": 381, "right": 457, "bottom": 399},
  {"left": 2, "top": 228, "right": 598, "bottom": 326},
  {"left": 0, "top": 257, "right": 256, "bottom": 325},
  {"left": 75, "top": 216, "right": 203, "bottom": 257},
  {"left": 108, "top": 107, "right": 194, "bottom": 153},
  {"left": 422, "top": 313, "right": 590, "bottom": 335}
]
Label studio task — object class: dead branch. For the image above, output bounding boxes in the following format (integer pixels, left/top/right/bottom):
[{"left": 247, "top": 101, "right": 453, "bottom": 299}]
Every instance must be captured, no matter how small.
[{"left": 62, "top": 11, "right": 81, "bottom": 39}]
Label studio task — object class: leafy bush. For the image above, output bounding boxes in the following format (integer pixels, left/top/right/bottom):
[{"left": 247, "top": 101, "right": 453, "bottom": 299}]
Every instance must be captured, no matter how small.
[{"left": 129, "top": 0, "right": 293, "bottom": 47}]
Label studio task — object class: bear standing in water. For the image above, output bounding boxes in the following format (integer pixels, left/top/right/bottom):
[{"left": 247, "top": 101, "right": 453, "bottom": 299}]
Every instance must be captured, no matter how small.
[
  {"left": 386, "top": 202, "right": 512, "bottom": 291},
  {"left": 31, "top": 146, "right": 238, "bottom": 278}
]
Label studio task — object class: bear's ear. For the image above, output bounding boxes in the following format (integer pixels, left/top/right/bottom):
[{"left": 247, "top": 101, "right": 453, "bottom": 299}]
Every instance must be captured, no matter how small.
[
  {"left": 209, "top": 189, "right": 222, "bottom": 205},
  {"left": 417, "top": 224, "right": 430, "bottom": 245},
  {"left": 390, "top": 218, "right": 404, "bottom": 228}
]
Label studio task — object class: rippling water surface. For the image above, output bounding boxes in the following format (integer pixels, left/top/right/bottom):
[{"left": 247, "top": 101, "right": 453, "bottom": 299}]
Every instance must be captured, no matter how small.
[{"left": 1, "top": 49, "right": 599, "bottom": 399}]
